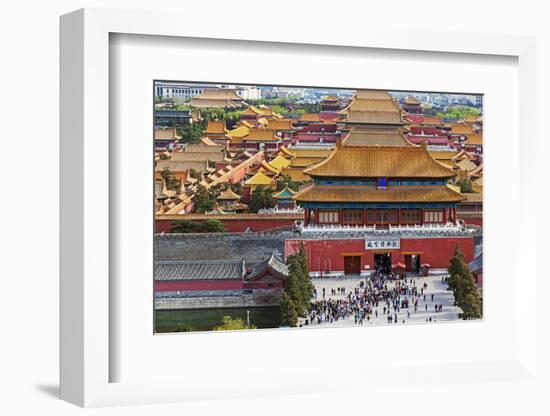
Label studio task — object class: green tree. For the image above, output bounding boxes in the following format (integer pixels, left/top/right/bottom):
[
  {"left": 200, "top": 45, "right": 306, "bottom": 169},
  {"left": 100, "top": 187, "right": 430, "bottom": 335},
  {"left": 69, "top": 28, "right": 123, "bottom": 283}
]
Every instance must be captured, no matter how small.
[
  {"left": 222, "top": 111, "right": 241, "bottom": 129},
  {"left": 194, "top": 184, "right": 216, "bottom": 213},
  {"left": 160, "top": 168, "right": 180, "bottom": 191},
  {"left": 230, "top": 182, "right": 243, "bottom": 195},
  {"left": 201, "top": 219, "right": 227, "bottom": 233},
  {"left": 188, "top": 168, "right": 201, "bottom": 180},
  {"left": 297, "top": 244, "right": 312, "bottom": 306},
  {"left": 280, "top": 292, "right": 298, "bottom": 327},
  {"left": 170, "top": 219, "right": 227, "bottom": 233},
  {"left": 276, "top": 174, "right": 299, "bottom": 192},
  {"left": 249, "top": 185, "right": 275, "bottom": 212},
  {"left": 459, "top": 179, "right": 474, "bottom": 193},
  {"left": 436, "top": 105, "right": 481, "bottom": 120},
  {"left": 179, "top": 121, "right": 204, "bottom": 144},
  {"left": 285, "top": 253, "right": 311, "bottom": 317},
  {"left": 271, "top": 105, "right": 287, "bottom": 116},
  {"left": 214, "top": 316, "right": 256, "bottom": 331},
  {"left": 459, "top": 292, "right": 482, "bottom": 320},
  {"left": 447, "top": 245, "right": 482, "bottom": 319},
  {"left": 301, "top": 102, "right": 320, "bottom": 113},
  {"left": 447, "top": 245, "right": 466, "bottom": 293},
  {"left": 285, "top": 255, "right": 306, "bottom": 317},
  {"left": 174, "top": 324, "right": 193, "bottom": 332},
  {"left": 170, "top": 220, "right": 200, "bottom": 233}
]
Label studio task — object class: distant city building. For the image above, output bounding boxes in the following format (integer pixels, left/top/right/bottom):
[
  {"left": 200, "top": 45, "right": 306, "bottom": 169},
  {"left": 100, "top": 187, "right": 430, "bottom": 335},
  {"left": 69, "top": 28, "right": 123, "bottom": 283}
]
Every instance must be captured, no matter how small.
[
  {"left": 236, "top": 86, "right": 262, "bottom": 100},
  {"left": 155, "top": 83, "right": 262, "bottom": 102},
  {"left": 269, "top": 87, "right": 306, "bottom": 98},
  {"left": 155, "top": 82, "right": 209, "bottom": 99},
  {"left": 474, "top": 95, "right": 483, "bottom": 108}
]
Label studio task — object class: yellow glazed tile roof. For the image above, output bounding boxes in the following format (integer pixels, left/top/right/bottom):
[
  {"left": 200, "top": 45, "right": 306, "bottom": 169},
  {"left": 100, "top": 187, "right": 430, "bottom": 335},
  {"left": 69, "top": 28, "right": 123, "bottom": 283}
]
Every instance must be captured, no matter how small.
[
  {"left": 343, "top": 128, "right": 412, "bottom": 147},
  {"left": 304, "top": 145, "right": 457, "bottom": 179},
  {"left": 155, "top": 128, "right": 181, "bottom": 140},
  {"left": 278, "top": 146, "right": 296, "bottom": 158},
  {"left": 299, "top": 113, "right": 322, "bottom": 122},
  {"left": 247, "top": 128, "right": 279, "bottom": 141},
  {"left": 265, "top": 118, "right": 295, "bottom": 130},
  {"left": 268, "top": 155, "right": 291, "bottom": 170},
  {"left": 205, "top": 120, "right": 227, "bottom": 134},
  {"left": 217, "top": 187, "right": 241, "bottom": 200},
  {"left": 226, "top": 125, "right": 250, "bottom": 139},
  {"left": 260, "top": 160, "right": 280, "bottom": 174},
  {"left": 245, "top": 171, "right": 273, "bottom": 186},
  {"left": 404, "top": 96, "right": 421, "bottom": 105},
  {"left": 466, "top": 134, "right": 483, "bottom": 145},
  {"left": 196, "top": 88, "right": 243, "bottom": 100}
]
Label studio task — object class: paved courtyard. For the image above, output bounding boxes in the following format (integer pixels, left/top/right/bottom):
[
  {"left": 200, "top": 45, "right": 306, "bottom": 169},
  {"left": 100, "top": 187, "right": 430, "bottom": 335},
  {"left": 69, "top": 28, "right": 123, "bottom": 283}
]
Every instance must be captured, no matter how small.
[{"left": 301, "top": 274, "right": 462, "bottom": 328}]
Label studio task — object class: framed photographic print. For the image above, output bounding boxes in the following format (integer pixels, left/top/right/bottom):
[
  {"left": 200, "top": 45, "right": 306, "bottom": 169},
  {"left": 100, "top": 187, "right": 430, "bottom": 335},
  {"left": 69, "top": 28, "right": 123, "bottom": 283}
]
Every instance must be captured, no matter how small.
[
  {"left": 152, "top": 82, "right": 484, "bottom": 334},
  {"left": 60, "top": 7, "right": 540, "bottom": 408}
]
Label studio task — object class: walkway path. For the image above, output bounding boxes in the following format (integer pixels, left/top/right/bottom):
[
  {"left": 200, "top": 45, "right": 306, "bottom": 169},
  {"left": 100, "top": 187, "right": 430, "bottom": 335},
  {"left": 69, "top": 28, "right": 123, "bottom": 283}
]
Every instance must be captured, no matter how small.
[{"left": 301, "top": 274, "right": 462, "bottom": 328}]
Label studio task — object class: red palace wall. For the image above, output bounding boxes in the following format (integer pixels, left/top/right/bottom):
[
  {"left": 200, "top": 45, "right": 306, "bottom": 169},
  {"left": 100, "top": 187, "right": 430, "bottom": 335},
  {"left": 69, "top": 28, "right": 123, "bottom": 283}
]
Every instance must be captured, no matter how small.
[
  {"left": 319, "top": 113, "right": 339, "bottom": 122},
  {"left": 243, "top": 275, "right": 285, "bottom": 290},
  {"left": 299, "top": 124, "right": 338, "bottom": 133},
  {"left": 285, "top": 236, "right": 474, "bottom": 273},
  {"left": 155, "top": 279, "right": 243, "bottom": 292},
  {"left": 296, "top": 133, "right": 339, "bottom": 143},
  {"left": 409, "top": 126, "right": 448, "bottom": 136}
]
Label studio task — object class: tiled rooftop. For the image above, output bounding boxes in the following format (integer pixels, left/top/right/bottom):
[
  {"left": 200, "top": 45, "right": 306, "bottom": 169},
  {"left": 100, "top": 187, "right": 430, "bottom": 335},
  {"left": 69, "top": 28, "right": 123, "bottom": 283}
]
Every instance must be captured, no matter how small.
[{"left": 155, "top": 260, "right": 245, "bottom": 281}]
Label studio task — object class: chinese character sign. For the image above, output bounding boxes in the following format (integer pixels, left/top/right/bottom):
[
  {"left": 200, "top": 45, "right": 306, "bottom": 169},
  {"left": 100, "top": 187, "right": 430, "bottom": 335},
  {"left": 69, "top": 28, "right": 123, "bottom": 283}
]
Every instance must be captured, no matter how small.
[{"left": 365, "top": 238, "right": 400, "bottom": 250}]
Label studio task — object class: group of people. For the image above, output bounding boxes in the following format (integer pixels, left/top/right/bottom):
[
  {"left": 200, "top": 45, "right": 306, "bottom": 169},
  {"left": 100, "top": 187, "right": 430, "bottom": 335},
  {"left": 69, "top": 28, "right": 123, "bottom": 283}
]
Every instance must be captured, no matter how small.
[
  {"left": 312, "top": 286, "right": 347, "bottom": 299},
  {"left": 305, "top": 274, "right": 443, "bottom": 327}
]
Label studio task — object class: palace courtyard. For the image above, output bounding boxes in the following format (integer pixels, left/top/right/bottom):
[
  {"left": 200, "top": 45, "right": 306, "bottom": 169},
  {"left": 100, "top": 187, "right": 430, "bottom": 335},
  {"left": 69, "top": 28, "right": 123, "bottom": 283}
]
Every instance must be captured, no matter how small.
[{"left": 301, "top": 273, "right": 463, "bottom": 328}]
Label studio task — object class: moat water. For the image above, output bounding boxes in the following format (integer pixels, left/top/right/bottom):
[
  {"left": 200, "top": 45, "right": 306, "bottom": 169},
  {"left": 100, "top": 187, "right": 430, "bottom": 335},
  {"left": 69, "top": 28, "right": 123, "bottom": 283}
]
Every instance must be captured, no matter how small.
[{"left": 155, "top": 306, "right": 281, "bottom": 333}]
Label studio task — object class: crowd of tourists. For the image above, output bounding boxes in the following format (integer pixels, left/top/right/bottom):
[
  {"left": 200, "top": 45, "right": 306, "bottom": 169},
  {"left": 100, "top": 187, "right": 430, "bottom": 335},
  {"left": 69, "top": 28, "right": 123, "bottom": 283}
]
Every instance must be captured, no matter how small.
[{"left": 306, "top": 273, "right": 446, "bottom": 326}]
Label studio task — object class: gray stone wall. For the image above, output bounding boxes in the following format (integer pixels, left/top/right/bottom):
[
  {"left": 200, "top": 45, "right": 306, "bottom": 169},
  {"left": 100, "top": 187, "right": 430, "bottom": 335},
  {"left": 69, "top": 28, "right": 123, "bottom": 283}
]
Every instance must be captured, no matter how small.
[
  {"left": 155, "top": 292, "right": 281, "bottom": 310},
  {"left": 155, "top": 232, "right": 289, "bottom": 264}
]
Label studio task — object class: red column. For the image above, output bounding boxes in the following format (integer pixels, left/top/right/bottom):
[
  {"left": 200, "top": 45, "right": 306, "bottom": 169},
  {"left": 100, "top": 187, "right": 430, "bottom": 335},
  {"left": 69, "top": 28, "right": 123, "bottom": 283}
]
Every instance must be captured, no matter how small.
[
  {"left": 420, "top": 208, "right": 425, "bottom": 225},
  {"left": 339, "top": 208, "right": 343, "bottom": 225},
  {"left": 397, "top": 208, "right": 401, "bottom": 225},
  {"left": 443, "top": 208, "right": 447, "bottom": 223}
]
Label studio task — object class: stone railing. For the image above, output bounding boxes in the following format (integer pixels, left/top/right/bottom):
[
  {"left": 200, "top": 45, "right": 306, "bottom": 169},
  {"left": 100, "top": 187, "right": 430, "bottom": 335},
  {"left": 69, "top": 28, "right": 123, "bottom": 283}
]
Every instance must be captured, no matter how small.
[
  {"left": 258, "top": 207, "right": 304, "bottom": 214},
  {"left": 288, "top": 142, "right": 335, "bottom": 149},
  {"left": 299, "top": 224, "right": 376, "bottom": 233},
  {"left": 388, "top": 223, "right": 464, "bottom": 233}
]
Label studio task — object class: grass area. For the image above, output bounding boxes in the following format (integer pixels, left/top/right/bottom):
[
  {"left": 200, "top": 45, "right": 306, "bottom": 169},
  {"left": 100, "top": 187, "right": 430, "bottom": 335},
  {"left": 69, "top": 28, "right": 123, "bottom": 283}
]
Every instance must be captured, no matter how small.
[{"left": 436, "top": 105, "right": 481, "bottom": 120}]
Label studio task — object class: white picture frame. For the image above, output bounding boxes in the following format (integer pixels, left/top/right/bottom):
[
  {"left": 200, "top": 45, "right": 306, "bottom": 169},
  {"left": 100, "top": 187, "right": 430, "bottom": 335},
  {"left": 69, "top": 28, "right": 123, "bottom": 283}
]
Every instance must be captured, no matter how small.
[{"left": 60, "top": 7, "right": 539, "bottom": 408}]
